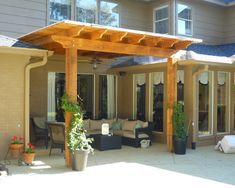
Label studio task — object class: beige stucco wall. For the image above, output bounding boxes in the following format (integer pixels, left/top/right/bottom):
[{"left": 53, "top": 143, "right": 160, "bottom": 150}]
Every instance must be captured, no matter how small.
[{"left": 0, "top": 53, "right": 29, "bottom": 160}]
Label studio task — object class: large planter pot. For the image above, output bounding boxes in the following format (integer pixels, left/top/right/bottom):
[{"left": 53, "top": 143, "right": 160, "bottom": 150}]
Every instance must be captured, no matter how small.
[
  {"left": 173, "top": 136, "right": 187, "bottom": 155},
  {"left": 9, "top": 144, "right": 24, "bottom": 158},
  {"left": 22, "top": 153, "right": 35, "bottom": 164},
  {"left": 71, "top": 150, "right": 89, "bottom": 171}
]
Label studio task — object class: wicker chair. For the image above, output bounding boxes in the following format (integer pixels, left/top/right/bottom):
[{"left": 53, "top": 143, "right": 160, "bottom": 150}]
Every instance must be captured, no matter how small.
[
  {"left": 31, "top": 117, "right": 49, "bottom": 149},
  {"left": 47, "top": 122, "right": 65, "bottom": 156}
]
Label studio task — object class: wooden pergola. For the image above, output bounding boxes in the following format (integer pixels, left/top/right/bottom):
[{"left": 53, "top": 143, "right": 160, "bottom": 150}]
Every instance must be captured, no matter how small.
[{"left": 20, "top": 20, "right": 201, "bottom": 166}]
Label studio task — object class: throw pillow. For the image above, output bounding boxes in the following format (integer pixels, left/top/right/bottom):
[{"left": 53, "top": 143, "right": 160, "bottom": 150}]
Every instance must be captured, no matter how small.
[
  {"left": 111, "top": 121, "right": 122, "bottom": 130},
  {"left": 102, "top": 119, "right": 115, "bottom": 127},
  {"left": 90, "top": 120, "right": 103, "bottom": 130}
]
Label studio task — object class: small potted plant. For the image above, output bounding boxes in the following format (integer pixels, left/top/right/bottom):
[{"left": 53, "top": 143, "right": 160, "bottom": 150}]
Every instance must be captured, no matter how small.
[
  {"left": 172, "top": 102, "right": 188, "bottom": 154},
  {"left": 22, "top": 143, "right": 36, "bottom": 164},
  {"left": 61, "top": 94, "right": 93, "bottom": 171},
  {"left": 9, "top": 135, "right": 24, "bottom": 158}
]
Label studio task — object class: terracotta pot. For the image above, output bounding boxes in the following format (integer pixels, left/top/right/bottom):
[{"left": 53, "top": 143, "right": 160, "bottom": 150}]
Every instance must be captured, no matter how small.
[
  {"left": 23, "top": 153, "right": 35, "bottom": 164},
  {"left": 9, "top": 144, "right": 24, "bottom": 158}
]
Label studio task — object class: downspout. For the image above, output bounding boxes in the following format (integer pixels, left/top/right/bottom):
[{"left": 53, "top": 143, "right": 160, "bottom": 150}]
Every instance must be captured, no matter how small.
[
  {"left": 24, "top": 51, "right": 53, "bottom": 147},
  {"left": 191, "top": 65, "right": 209, "bottom": 149}
]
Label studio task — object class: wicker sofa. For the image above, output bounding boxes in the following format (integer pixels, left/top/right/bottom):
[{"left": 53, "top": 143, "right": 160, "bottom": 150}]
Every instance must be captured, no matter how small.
[{"left": 84, "top": 119, "right": 153, "bottom": 148}]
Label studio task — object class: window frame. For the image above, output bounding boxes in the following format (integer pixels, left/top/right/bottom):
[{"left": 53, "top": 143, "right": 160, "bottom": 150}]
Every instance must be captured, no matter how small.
[
  {"left": 176, "top": 2, "right": 193, "bottom": 37},
  {"left": 153, "top": 4, "right": 169, "bottom": 34}
]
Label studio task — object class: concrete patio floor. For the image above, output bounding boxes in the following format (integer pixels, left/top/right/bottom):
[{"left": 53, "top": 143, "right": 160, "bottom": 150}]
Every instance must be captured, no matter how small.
[{"left": 1, "top": 143, "right": 235, "bottom": 188}]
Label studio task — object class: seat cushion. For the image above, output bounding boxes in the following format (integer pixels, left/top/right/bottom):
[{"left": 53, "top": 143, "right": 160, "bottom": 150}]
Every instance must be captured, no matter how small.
[
  {"left": 123, "top": 131, "right": 149, "bottom": 139},
  {"left": 86, "top": 130, "right": 101, "bottom": 135},
  {"left": 122, "top": 121, "right": 137, "bottom": 131}
]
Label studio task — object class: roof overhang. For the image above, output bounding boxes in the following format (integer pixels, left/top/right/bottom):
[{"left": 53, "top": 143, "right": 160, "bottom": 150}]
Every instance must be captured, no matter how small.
[
  {"left": 19, "top": 20, "right": 202, "bottom": 59},
  {"left": 0, "top": 46, "right": 53, "bottom": 57}
]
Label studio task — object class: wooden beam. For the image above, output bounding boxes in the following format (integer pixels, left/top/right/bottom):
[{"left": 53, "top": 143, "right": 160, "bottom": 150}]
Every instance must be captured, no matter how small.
[
  {"left": 51, "top": 35, "right": 177, "bottom": 58},
  {"left": 157, "top": 39, "right": 179, "bottom": 48},
  {"left": 65, "top": 48, "right": 77, "bottom": 167},
  {"left": 166, "top": 57, "right": 176, "bottom": 152},
  {"left": 90, "top": 29, "right": 108, "bottom": 40},
  {"left": 173, "top": 40, "right": 192, "bottom": 50}
]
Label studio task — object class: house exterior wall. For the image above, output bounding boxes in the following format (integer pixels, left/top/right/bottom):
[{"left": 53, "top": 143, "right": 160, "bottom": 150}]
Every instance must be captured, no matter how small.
[
  {"left": 0, "top": 53, "right": 29, "bottom": 160},
  {"left": 178, "top": 0, "right": 225, "bottom": 44},
  {"left": 224, "top": 6, "right": 235, "bottom": 44},
  {"left": 0, "top": 0, "right": 47, "bottom": 38}
]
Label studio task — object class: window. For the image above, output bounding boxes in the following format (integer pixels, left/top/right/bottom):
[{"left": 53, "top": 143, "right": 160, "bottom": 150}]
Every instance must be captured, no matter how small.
[
  {"left": 152, "top": 72, "right": 164, "bottom": 132},
  {"left": 197, "top": 72, "right": 212, "bottom": 136},
  {"left": 177, "top": 3, "right": 192, "bottom": 36},
  {"left": 99, "top": 75, "right": 116, "bottom": 119},
  {"left": 217, "top": 72, "right": 229, "bottom": 133},
  {"left": 135, "top": 74, "right": 146, "bottom": 121},
  {"left": 100, "top": 1, "right": 119, "bottom": 27},
  {"left": 76, "top": 0, "right": 97, "bottom": 23},
  {"left": 47, "top": 73, "right": 94, "bottom": 121},
  {"left": 49, "top": 0, "right": 119, "bottom": 27},
  {"left": 50, "top": 0, "right": 71, "bottom": 24},
  {"left": 154, "top": 5, "right": 169, "bottom": 34}
]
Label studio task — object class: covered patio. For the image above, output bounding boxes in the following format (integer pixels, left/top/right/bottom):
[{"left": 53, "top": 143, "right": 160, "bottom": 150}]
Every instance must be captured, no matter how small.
[
  {"left": 2, "top": 144, "right": 235, "bottom": 187},
  {"left": 20, "top": 20, "right": 201, "bottom": 166}
]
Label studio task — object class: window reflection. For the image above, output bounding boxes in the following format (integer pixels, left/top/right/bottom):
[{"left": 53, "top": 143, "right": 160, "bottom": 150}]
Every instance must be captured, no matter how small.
[
  {"left": 100, "top": 1, "right": 119, "bottom": 27},
  {"left": 76, "top": 0, "right": 96, "bottom": 23},
  {"left": 198, "top": 72, "right": 211, "bottom": 135},
  {"left": 153, "top": 83, "right": 164, "bottom": 131},
  {"left": 50, "top": 0, "right": 71, "bottom": 23},
  {"left": 137, "top": 84, "right": 146, "bottom": 121},
  {"left": 217, "top": 72, "right": 229, "bottom": 133}
]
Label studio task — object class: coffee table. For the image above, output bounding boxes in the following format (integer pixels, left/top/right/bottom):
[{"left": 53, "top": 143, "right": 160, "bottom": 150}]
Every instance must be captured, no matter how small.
[{"left": 91, "top": 134, "right": 122, "bottom": 151}]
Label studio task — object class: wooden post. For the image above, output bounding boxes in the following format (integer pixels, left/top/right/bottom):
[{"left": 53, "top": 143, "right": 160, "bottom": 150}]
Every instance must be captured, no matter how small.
[
  {"left": 166, "top": 57, "right": 176, "bottom": 152},
  {"left": 65, "top": 48, "right": 77, "bottom": 167}
]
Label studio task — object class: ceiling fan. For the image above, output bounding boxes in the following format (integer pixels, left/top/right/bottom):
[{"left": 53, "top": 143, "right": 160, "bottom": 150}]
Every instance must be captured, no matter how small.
[{"left": 80, "top": 54, "right": 114, "bottom": 70}]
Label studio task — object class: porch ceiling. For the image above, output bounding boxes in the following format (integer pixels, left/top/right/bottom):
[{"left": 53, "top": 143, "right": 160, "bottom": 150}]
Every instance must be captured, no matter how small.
[{"left": 19, "top": 20, "right": 201, "bottom": 58}]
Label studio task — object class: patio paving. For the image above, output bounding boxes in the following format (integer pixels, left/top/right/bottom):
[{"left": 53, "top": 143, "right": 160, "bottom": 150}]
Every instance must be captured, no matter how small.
[{"left": 1, "top": 143, "right": 235, "bottom": 188}]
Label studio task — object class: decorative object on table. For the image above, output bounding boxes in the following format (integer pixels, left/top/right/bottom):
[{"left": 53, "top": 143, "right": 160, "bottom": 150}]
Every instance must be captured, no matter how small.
[
  {"left": 101, "top": 123, "right": 109, "bottom": 135},
  {"left": 172, "top": 102, "right": 188, "bottom": 155},
  {"left": 61, "top": 94, "right": 93, "bottom": 171},
  {"left": 9, "top": 135, "right": 24, "bottom": 158},
  {"left": 22, "top": 143, "right": 36, "bottom": 165}
]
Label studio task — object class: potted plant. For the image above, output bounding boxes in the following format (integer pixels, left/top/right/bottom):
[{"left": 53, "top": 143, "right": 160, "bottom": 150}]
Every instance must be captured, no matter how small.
[
  {"left": 172, "top": 102, "right": 187, "bottom": 155},
  {"left": 22, "top": 143, "right": 36, "bottom": 164},
  {"left": 9, "top": 135, "right": 24, "bottom": 158},
  {"left": 61, "top": 94, "right": 93, "bottom": 171}
]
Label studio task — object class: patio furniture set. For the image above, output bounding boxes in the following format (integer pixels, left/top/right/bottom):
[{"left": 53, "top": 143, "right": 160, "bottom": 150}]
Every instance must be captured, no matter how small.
[{"left": 32, "top": 117, "right": 153, "bottom": 153}]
